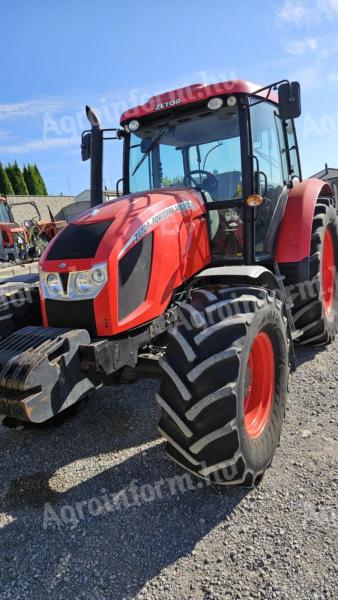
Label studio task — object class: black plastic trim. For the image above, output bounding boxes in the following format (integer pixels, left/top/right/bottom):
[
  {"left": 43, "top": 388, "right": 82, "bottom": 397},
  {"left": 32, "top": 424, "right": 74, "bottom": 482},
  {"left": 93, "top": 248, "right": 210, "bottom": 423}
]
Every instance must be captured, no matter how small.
[
  {"left": 45, "top": 299, "right": 96, "bottom": 334},
  {"left": 46, "top": 220, "right": 113, "bottom": 260},
  {"left": 118, "top": 234, "right": 153, "bottom": 320}
]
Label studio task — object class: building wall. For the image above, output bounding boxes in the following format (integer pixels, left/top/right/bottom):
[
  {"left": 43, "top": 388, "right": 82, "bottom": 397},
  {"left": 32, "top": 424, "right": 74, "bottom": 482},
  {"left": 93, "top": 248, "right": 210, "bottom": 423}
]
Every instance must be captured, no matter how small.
[
  {"left": 7, "top": 191, "right": 117, "bottom": 224},
  {"left": 8, "top": 195, "right": 75, "bottom": 223},
  {"left": 63, "top": 200, "right": 90, "bottom": 221}
]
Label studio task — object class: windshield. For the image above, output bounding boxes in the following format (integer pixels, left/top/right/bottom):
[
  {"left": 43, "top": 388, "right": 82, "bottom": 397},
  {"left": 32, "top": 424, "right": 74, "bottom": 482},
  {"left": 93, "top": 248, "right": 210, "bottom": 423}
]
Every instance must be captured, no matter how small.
[
  {"left": 0, "top": 203, "right": 12, "bottom": 223},
  {"left": 129, "top": 106, "right": 242, "bottom": 201}
]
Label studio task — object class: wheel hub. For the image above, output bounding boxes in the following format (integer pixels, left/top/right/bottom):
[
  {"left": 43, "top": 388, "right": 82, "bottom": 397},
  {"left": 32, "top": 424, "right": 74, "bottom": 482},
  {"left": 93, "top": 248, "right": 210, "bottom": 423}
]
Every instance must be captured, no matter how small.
[
  {"left": 244, "top": 331, "right": 275, "bottom": 438},
  {"left": 322, "top": 228, "right": 335, "bottom": 316}
]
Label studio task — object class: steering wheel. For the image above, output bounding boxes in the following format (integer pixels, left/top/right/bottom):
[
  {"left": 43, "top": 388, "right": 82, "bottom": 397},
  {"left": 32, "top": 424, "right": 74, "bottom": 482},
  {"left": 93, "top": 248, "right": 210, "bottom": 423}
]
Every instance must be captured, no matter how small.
[{"left": 184, "top": 170, "right": 219, "bottom": 194}]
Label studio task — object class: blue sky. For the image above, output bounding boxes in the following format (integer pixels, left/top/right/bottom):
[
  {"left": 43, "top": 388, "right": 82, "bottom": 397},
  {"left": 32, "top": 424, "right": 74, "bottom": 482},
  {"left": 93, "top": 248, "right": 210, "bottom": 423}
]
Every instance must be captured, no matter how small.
[{"left": 1, "top": 0, "right": 338, "bottom": 195}]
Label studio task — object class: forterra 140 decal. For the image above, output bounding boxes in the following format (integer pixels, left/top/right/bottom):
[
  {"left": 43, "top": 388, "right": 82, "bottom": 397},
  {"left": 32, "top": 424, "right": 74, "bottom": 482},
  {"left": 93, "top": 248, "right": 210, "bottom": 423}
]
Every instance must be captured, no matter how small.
[{"left": 121, "top": 200, "right": 193, "bottom": 255}]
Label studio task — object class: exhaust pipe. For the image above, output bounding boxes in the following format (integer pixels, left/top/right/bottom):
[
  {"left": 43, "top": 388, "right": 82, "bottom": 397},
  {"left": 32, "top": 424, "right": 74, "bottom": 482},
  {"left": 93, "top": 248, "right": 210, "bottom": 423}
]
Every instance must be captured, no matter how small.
[{"left": 84, "top": 106, "right": 103, "bottom": 208}]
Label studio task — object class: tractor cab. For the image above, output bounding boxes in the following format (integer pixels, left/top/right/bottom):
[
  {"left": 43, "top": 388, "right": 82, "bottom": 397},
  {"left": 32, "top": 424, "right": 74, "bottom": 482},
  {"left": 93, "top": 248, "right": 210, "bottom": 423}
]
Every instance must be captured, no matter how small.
[{"left": 118, "top": 80, "right": 301, "bottom": 265}]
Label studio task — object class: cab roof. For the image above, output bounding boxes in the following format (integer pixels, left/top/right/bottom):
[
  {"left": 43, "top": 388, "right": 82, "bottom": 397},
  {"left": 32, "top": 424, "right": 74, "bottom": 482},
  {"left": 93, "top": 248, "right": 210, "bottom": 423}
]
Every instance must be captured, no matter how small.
[{"left": 120, "top": 80, "right": 278, "bottom": 123}]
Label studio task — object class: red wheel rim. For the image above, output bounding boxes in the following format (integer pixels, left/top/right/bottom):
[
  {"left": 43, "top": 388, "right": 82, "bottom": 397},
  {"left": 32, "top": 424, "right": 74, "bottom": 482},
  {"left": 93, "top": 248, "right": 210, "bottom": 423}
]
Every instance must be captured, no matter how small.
[
  {"left": 244, "top": 332, "right": 275, "bottom": 439},
  {"left": 322, "top": 229, "right": 335, "bottom": 316}
]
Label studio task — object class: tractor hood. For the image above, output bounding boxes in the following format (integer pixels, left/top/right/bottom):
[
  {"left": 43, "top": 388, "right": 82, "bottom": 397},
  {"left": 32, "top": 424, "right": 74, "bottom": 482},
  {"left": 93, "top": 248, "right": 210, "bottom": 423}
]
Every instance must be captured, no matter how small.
[
  {"left": 41, "top": 187, "right": 206, "bottom": 268},
  {"left": 39, "top": 188, "right": 211, "bottom": 336}
]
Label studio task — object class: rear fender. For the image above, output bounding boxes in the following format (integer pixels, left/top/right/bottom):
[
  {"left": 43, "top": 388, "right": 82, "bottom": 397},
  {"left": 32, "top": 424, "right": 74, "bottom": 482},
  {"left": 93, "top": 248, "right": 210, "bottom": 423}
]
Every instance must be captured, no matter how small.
[{"left": 275, "top": 179, "right": 334, "bottom": 264}]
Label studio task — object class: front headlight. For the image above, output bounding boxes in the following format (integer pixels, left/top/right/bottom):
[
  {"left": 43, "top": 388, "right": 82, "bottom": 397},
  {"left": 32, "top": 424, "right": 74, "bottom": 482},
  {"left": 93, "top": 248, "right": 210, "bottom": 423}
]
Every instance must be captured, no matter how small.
[
  {"left": 74, "top": 271, "right": 92, "bottom": 293},
  {"left": 92, "top": 266, "right": 107, "bottom": 284},
  {"left": 46, "top": 273, "right": 62, "bottom": 296}
]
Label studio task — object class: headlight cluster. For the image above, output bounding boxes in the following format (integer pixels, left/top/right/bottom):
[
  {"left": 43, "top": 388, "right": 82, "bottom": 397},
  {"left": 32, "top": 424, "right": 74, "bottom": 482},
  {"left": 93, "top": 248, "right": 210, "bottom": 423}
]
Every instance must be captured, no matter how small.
[{"left": 40, "top": 263, "right": 108, "bottom": 300}]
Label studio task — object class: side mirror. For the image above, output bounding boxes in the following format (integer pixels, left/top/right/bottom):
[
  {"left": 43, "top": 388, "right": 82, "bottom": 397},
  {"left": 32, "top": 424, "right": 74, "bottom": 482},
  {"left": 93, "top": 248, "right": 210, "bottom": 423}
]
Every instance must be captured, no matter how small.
[
  {"left": 81, "top": 132, "right": 91, "bottom": 161},
  {"left": 278, "top": 81, "right": 301, "bottom": 120}
]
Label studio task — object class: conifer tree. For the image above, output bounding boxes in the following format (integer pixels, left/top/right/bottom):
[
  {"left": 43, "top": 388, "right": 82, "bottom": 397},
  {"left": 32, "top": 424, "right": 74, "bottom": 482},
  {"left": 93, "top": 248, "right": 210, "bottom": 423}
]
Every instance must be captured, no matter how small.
[
  {"left": 0, "top": 163, "right": 14, "bottom": 195},
  {"left": 33, "top": 164, "right": 48, "bottom": 195},
  {"left": 24, "top": 164, "right": 42, "bottom": 195},
  {"left": 6, "top": 161, "right": 28, "bottom": 195}
]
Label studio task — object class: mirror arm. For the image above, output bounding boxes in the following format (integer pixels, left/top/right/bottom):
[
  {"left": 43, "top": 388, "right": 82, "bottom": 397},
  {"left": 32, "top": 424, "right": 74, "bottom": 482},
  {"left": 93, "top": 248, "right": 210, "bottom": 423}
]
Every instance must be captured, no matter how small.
[{"left": 249, "top": 79, "right": 289, "bottom": 108}]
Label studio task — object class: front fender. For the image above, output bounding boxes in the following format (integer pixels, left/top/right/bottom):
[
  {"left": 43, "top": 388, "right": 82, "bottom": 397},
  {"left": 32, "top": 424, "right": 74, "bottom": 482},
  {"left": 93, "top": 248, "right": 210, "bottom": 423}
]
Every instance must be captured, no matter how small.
[{"left": 275, "top": 179, "right": 334, "bottom": 264}]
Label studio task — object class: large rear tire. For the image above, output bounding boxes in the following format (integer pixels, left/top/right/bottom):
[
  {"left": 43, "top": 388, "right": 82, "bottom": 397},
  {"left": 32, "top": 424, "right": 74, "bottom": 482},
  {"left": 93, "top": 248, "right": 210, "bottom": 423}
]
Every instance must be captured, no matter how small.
[
  {"left": 157, "top": 287, "right": 289, "bottom": 487},
  {"left": 287, "top": 199, "right": 338, "bottom": 345}
]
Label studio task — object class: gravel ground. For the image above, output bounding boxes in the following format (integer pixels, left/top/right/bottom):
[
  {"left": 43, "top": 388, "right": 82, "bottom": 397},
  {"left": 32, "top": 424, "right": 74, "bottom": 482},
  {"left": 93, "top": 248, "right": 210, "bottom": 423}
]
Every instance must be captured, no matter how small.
[{"left": 0, "top": 339, "right": 337, "bottom": 600}]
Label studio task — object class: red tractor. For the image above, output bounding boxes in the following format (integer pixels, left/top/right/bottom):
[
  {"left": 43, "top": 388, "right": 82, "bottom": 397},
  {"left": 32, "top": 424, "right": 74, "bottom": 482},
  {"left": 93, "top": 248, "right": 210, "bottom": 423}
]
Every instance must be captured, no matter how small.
[
  {"left": 0, "top": 196, "right": 30, "bottom": 261},
  {"left": 0, "top": 197, "right": 65, "bottom": 262},
  {"left": 10, "top": 200, "right": 66, "bottom": 254},
  {"left": 0, "top": 79, "right": 337, "bottom": 487}
]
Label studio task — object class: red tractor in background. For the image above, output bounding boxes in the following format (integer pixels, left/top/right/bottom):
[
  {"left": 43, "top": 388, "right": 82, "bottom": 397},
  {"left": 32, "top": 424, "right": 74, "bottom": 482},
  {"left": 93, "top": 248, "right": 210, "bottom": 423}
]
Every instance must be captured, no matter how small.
[
  {"left": 0, "top": 197, "right": 65, "bottom": 262},
  {"left": 10, "top": 200, "right": 66, "bottom": 254},
  {"left": 0, "top": 196, "right": 31, "bottom": 262},
  {"left": 0, "top": 79, "right": 337, "bottom": 488}
]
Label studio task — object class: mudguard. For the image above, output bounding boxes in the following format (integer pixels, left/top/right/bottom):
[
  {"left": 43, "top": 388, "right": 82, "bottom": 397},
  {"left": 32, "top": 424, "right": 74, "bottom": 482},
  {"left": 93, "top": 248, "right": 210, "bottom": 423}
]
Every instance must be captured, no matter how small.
[
  {"left": 275, "top": 179, "right": 334, "bottom": 264},
  {"left": 192, "top": 265, "right": 281, "bottom": 293}
]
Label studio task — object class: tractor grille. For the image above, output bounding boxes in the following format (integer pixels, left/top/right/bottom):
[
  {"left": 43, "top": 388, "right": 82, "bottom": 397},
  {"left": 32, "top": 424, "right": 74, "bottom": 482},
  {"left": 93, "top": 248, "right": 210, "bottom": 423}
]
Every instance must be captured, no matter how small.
[{"left": 45, "top": 299, "right": 96, "bottom": 335}]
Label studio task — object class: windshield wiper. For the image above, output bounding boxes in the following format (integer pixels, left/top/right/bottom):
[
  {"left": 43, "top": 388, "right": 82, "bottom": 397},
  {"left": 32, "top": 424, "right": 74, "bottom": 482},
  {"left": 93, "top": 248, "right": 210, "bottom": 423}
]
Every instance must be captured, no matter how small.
[
  {"left": 202, "top": 141, "right": 223, "bottom": 170},
  {"left": 132, "top": 128, "right": 167, "bottom": 176}
]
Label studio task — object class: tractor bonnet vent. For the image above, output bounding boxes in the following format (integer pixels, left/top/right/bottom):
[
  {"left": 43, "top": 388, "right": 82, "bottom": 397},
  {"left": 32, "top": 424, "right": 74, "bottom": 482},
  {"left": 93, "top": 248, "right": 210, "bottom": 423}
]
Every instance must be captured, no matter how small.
[{"left": 46, "top": 219, "right": 113, "bottom": 260}]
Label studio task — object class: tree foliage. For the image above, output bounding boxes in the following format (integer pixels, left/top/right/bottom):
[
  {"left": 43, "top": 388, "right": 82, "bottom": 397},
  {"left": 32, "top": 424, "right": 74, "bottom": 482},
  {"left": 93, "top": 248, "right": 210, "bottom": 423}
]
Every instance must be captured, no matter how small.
[
  {"left": 6, "top": 161, "right": 28, "bottom": 195},
  {"left": 0, "top": 163, "right": 14, "bottom": 196},
  {"left": 161, "top": 176, "right": 184, "bottom": 187},
  {"left": 23, "top": 165, "right": 44, "bottom": 195},
  {"left": 33, "top": 164, "right": 48, "bottom": 195},
  {"left": 1, "top": 162, "right": 48, "bottom": 196}
]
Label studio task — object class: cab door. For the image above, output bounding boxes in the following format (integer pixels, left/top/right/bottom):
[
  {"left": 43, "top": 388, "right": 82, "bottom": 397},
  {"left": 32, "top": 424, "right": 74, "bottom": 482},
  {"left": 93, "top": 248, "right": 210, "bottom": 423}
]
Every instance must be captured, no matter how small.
[{"left": 250, "top": 100, "right": 288, "bottom": 261}]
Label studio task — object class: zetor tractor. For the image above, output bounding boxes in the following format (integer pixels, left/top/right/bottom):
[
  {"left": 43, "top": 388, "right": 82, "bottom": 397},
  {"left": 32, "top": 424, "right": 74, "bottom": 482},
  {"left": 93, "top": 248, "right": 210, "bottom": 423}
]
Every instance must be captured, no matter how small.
[{"left": 0, "top": 79, "right": 337, "bottom": 487}]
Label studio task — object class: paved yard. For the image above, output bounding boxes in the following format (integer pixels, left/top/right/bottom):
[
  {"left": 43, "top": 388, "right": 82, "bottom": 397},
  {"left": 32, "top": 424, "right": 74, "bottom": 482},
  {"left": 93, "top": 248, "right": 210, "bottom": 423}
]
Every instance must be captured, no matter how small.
[{"left": 0, "top": 339, "right": 337, "bottom": 599}]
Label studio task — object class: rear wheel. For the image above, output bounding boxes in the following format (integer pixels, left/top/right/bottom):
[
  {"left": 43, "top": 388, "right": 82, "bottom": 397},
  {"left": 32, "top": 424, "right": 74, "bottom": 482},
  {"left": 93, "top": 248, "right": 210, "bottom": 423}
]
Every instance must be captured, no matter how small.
[
  {"left": 157, "top": 287, "right": 289, "bottom": 486},
  {"left": 288, "top": 199, "right": 338, "bottom": 345}
]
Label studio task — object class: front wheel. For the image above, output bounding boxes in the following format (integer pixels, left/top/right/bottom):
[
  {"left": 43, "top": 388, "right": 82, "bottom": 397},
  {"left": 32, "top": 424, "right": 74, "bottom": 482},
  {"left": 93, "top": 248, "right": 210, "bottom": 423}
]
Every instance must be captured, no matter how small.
[{"left": 157, "top": 287, "right": 290, "bottom": 487}]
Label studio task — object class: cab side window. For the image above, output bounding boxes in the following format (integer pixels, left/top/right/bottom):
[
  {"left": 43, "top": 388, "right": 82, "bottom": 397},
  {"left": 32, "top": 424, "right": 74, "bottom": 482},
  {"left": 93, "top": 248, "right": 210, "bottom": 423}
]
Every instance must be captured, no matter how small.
[{"left": 250, "top": 101, "right": 285, "bottom": 257}]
